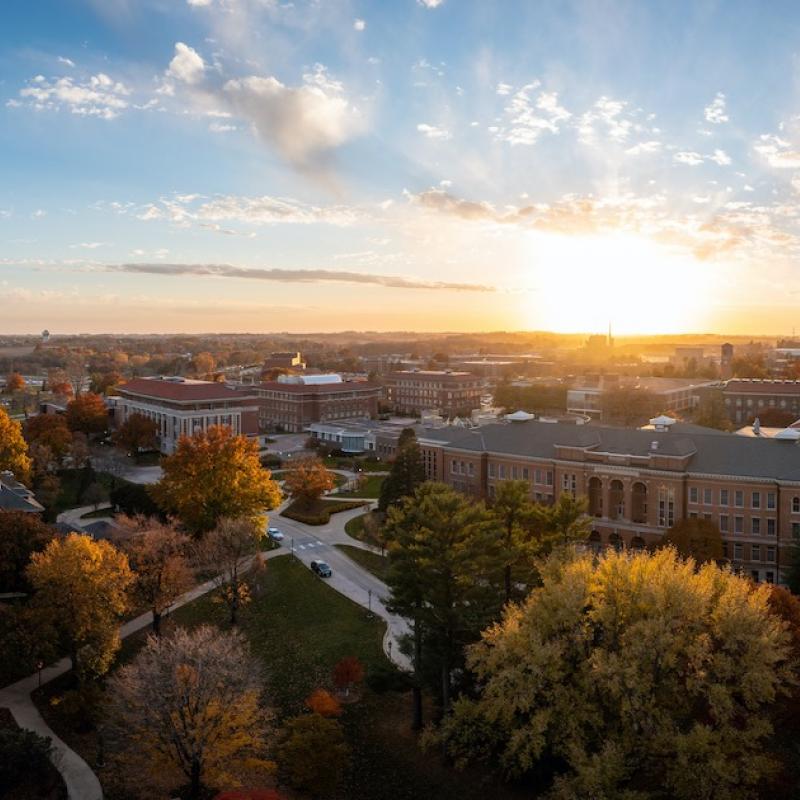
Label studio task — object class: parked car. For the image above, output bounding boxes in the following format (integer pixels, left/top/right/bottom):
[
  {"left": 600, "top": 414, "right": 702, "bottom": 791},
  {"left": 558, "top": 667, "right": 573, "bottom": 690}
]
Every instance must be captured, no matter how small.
[
  {"left": 267, "top": 527, "right": 285, "bottom": 542},
  {"left": 310, "top": 560, "right": 332, "bottom": 578}
]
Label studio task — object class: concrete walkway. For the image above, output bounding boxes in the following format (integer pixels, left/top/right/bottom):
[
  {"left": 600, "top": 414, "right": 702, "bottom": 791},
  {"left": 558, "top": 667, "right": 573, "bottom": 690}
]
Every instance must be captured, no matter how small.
[{"left": 56, "top": 504, "right": 115, "bottom": 532}]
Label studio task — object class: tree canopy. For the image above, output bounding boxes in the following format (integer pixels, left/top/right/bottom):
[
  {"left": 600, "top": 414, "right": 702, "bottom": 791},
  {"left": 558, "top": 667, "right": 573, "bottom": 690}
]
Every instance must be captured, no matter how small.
[
  {"left": 0, "top": 510, "right": 57, "bottom": 593},
  {"left": 282, "top": 457, "right": 334, "bottom": 506},
  {"left": 151, "top": 425, "right": 281, "bottom": 534},
  {"left": 65, "top": 392, "right": 109, "bottom": 435},
  {"left": 378, "top": 429, "right": 426, "bottom": 512},
  {"left": 24, "top": 414, "right": 73, "bottom": 463},
  {"left": 439, "top": 547, "right": 792, "bottom": 800},
  {"left": 662, "top": 517, "right": 724, "bottom": 563},
  {"left": 113, "top": 412, "right": 158, "bottom": 454},
  {"left": 0, "top": 407, "right": 32, "bottom": 483}
]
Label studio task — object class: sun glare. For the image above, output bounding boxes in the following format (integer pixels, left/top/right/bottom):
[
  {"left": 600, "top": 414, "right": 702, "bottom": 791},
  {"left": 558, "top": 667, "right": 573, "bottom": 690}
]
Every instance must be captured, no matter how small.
[{"left": 527, "top": 231, "right": 711, "bottom": 335}]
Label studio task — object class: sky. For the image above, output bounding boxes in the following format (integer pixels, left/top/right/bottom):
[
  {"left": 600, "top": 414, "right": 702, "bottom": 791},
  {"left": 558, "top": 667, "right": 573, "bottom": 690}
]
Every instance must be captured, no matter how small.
[{"left": 3, "top": 0, "right": 800, "bottom": 335}]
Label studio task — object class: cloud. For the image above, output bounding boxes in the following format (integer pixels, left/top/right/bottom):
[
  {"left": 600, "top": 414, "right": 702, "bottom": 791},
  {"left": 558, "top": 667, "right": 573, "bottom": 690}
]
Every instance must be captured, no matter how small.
[
  {"left": 353, "top": 18, "right": 366, "bottom": 31},
  {"left": 187, "top": 0, "right": 212, "bottom": 5},
  {"left": 704, "top": 92, "right": 728, "bottom": 125},
  {"left": 107, "top": 262, "right": 493, "bottom": 291},
  {"left": 417, "top": 122, "right": 452, "bottom": 140},
  {"left": 710, "top": 148, "right": 731, "bottom": 166},
  {"left": 577, "top": 96, "right": 636, "bottom": 143},
  {"left": 496, "top": 82, "right": 513, "bottom": 96},
  {"left": 625, "top": 140, "right": 661, "bottom": 155},
  {"left": 494, "top": 82, "right": 570, "bottom": 146},
  {"left": 674, "top": 151, "right": 704, "bottom": 166},
  {"left": 57, "top": 57, "right": 75, "bottom": 68},
  {"left": 133, "top": 193, "right": 363, "bottom": 227},
  {"left": 754, "top": 134, "right": 800, "bottom": 168},
  {"left": 417, "top": 0, "right": 444, "bottom": 7},
  {"left": 12, "top": 72, "right": 130, "bottom": 119},
  {"left": 167, "top": 42, "right": 205, "bottom": 85}
]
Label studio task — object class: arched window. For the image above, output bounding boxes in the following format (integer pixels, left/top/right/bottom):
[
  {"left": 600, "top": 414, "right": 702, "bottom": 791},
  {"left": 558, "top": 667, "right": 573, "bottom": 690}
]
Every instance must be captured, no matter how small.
[
  {"left": 609, "top": 480, "right": 625, "bottom": 520},
  {"left": 588, "top": 530, "right": 602, "bottom": 554},
  {"left": 588, "top": 477, "right": 603, "bottom": 517},
  {"left": 631, "top": 482, "right": 647, "bottom": 524},
  {"left": 630, "top": 536, "right": 646, "bottom": 551},
  {"left": 608, "top": 532, "right": 624, "bottom": 552}
]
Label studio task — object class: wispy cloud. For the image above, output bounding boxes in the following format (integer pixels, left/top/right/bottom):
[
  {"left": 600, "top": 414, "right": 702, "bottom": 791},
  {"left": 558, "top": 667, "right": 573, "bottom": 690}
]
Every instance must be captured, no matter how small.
[
  {"left": 754, "top": 134, "right": 800, "bottom": 168},
  {"left": 704, "top": 92, "right": 728, "bottom": 125},
  {"left": 107, "top": 262, "right": 493, "bottom": 291},
  {"left": 9, "top": 72, "right": 130, "bottom": 119},
  {"left": 417, "top": 122, "right": 452, "bottom": 140}
]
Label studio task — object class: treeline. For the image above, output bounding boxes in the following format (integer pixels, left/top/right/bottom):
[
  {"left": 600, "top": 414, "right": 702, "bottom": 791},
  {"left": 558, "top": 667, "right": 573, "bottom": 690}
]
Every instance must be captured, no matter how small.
[{"left": 493, "top": 382, "right": 567, "bottom": 413}]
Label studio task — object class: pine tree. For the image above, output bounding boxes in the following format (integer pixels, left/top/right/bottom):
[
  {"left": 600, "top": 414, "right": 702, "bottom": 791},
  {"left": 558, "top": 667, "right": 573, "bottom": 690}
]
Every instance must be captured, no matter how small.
[{"left": 378, "top": 429, "right": 426, "bottom": 512}]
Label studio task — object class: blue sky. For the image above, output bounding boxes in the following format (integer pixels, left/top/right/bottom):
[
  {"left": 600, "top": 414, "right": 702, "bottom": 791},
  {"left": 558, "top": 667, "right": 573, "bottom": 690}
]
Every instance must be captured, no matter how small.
[{"left": 3, "top": 0, "right": 800, "bottom": 334}]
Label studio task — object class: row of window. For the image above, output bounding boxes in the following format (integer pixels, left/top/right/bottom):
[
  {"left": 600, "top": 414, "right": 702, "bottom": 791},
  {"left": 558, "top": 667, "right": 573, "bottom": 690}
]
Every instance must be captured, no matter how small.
[
  {"left": 690, "top": 511, "right": 778, "bottom": 536},
  {"left": 723, "top": 541, "right": 776, "bottom": 563},
  {"left": 687, "top": 486, "right": 788, "bottom": 510}
]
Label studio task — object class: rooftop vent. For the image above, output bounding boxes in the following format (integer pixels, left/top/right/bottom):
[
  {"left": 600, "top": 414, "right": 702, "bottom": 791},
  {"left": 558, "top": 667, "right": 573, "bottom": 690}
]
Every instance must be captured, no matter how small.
[{"left": 651, "top": 441, "right": 659, "bottom": 451}]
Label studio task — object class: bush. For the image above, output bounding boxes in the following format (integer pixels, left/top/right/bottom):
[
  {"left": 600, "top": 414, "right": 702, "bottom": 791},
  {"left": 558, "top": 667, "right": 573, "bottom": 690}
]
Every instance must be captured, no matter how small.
[
  {"left": 279, "top": 713, "right": 349, "bottom": 797},
  {"left": 306, "top": 688, "right": 342, "bottom": 718},
  {"left": 260, "top": 454, "right": 282, "bottom": 469},
  {"left": 0, "top": 725, "right": 54, "bottom": 793},
  {"left": 109, "top": 481, "right": 164, "bottom": 519},
  {"left": 281, "top": 499, "right": 366, "bottom": 525},
  {"left": 365, "top": 662, "right": 413, "bottom": 694}
]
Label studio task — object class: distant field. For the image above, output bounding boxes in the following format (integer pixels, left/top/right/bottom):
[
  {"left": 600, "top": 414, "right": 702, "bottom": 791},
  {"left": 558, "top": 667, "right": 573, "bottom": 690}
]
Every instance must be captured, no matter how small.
[{"left": 0, "top": 345, "right": 35, "bottom": 357}]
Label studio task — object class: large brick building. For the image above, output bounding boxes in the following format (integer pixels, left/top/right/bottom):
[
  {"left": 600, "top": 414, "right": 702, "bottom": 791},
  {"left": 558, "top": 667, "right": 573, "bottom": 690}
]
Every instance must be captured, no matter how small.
[
  {"left": 115, "top": 377, "right": 260, "bottom": 454},
  {"left": 723, "top": 379, "right": 800, "bottom": 424},
  {"left": 418, "top": 416, "right": 800, "bottom": 583},
  {"left": 383, "top": 369, "right": 483, "bottom": 417},
  {"left": 250, "top": 374, "right": 381, "bottom": 432}
]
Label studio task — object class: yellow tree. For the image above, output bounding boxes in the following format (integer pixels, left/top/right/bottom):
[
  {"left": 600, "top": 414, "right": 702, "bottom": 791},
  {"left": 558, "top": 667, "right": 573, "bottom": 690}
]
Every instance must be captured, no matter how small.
[
  {"left": 119, "top": 516, "right": 193, "bottom": 635},
  {"left": 151, "top": 425, "right": 281, "bottom": 534},
  {"left": 106, "top": 625, "right": 271, "bottom": 800},
  {"left": 5, "top": 372, "right": 25, "bottom": 393},
  {"left": 438, "top": 547, "right": 793, "bottom": 800},
  {"left": 27, "top": 533, "right": 133, "bottom": 681},
  {"left": 283, "top": 457, "right": 335, "bottom": 507},
  {"left": 0, "top": 407, "right": 32, "bottom": 483}
]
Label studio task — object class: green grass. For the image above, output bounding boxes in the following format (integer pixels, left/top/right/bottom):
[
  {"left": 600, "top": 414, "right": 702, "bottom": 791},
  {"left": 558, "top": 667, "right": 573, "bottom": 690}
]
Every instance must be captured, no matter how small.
[
  {"left": 281, "top": 497, "right": 366, "bottom": 525},
  {"left": 335, "top": 544, "right": 389, "bottom": 581},
  {"left": 323, "top": 456, "right": 390, "bottom": 473},
  {"left": 345, "top": 510, "right": 386, "bottom": 549},
  {"left": 337, "top": 474, "right": 385, "bottom": 499}
]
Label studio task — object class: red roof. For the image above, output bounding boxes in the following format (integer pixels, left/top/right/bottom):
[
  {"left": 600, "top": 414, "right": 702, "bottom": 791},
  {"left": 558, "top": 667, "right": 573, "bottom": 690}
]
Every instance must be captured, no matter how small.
[
  {"left": 119, "top": 378, "right": 254, "bottom": 402},
  {"left": 256, "top": 380, "right": 381, "bottom": 394}
]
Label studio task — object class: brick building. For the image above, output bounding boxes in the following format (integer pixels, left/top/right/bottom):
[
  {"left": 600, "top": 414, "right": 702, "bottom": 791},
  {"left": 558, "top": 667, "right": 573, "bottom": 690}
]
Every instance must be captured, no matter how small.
[
  {"left": 418, "top": 416, "right": 800, "bottom": 583},
  {"left": 250, "top": 374, "right": 381, "bottom": 432},
  {"left": 262, "top": 351, "right": 305, "bottom": 372},
  {"left": 383, "top": 369, "right": 482, "bottom": 417},
  {"left": 723, "top": 379, "right": 800, "bottom": 424},
  {"left": 115, "top": 377, "right": 260, "bottom": 454}
]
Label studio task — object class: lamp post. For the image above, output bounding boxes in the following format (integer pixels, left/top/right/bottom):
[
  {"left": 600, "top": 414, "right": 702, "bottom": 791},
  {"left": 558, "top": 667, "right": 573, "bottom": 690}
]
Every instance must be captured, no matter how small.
[
  {"left": 36, "top": 661, "right": 43, "bottom": 690},
  {"left": 367, "top": 588, "right": 373, "bottom": 618}
]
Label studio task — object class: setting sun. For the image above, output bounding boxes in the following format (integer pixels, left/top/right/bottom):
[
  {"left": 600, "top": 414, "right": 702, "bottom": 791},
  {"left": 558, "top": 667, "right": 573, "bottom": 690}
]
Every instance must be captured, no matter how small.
[{"left": 528, "top": 231, "right": 713, "bottom": 335}]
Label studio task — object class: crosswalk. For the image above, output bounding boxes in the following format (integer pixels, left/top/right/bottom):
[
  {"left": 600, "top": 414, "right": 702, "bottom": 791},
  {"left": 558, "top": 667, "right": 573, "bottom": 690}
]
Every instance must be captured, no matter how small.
[{"left": 294, "top": 541, "right": 325, "bottom": 550}]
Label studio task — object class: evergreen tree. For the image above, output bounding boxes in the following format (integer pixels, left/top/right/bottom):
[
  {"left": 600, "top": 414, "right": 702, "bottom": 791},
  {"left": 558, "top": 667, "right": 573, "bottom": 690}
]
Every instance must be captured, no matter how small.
[{"left": 378, "top": 429, "right": 426, "bottom": 512}]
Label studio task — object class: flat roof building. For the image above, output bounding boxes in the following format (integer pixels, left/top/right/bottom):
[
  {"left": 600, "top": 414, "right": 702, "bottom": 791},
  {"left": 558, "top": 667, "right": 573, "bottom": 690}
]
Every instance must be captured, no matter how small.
[
  {"left": 723, "top": 379, "right": 800, "bottom": 424},
  {"left": 383, "top": 369, "right": 482, "bottom": 418}
]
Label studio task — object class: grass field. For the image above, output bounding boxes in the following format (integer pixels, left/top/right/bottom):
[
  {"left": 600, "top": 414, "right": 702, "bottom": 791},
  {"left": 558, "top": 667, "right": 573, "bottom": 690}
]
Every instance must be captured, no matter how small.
[
  {"left": 337, "top": 474, "right": 385, "bottom": 499},
  {"left": 335, "top": 544, "right": 389, "bottom": 580},
  {"left": 344, "top": 510, "right": 386, "bottom": 549},
  {"left": 281, "top": 497, "right": 365, "bottom": 524}
]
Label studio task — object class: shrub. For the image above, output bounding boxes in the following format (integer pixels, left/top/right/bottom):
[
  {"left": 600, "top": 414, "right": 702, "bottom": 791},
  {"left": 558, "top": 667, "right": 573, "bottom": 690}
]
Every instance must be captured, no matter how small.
[
  {"left": 305, "top": 688, "right": 342, "bottom": 717},
  {"left": 0, "top": 725, "right": 54, "bottom": 792},
  {"left": 279, "top": 714, "right": 349, "bottom": 797},
  {"left": 365, "top": 662, "right": 413, "bottom": 694},
  {"left": 110, "top": 481, "right": 164, "bottom": 519},
  {"left": 281, "top": 499, "right": 366, "bottom": 525}
]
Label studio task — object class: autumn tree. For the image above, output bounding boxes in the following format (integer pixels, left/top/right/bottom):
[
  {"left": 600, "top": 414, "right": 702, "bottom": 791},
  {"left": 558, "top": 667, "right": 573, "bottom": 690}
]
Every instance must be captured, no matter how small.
[
  {"left": 0, "top": 407, "right": 32, "bottom": 483},
  {"left": 437, "top": 548, "right": 792, "bottom": 800},
  {"left": 282, "top": 457, "right": 334, "bottom": 507},
  {"left": 5, "top": 372, "right": 25, "bottom": 393},
  {"left": 384, "top": 483, "right": 504, "bottom": 723},
  {"left": 0, "top": 510, "right": 57, "bottom": 593},
  {"left": 113, "top": 412, "right": 158, "bottom": 454},
  {"left": 152, "top": 425, "right": 281, "bottom": 534},
  {"left": 27, "top": 533, "right": 132, "bottom": 681},
  {"left": 332, "top": 656, "right": 364, "bottom": 698},
  {"left": 68, "top": 432, "right": 90, "bottom": 467},
  {"left": 306, "top": 688, "right": 342, "bottom": 717},
  {"left": 89, "top": 370, "right": 122, "bottom": 396},
  {"left": 119, "top": 517, "right": 193, "bottom": 635},
  {"left": 66, "top": 392, "right": 109, "bottom": 436},
  {"left": 378, "top": 429, "right": 426, "bottom": 512},
  {"left": 279, "top": 714, "right": 349, "bottom": 797},
  {"left": 106, "top": 626, "right": 271, "bottom": 800},
  {"left": 47, "top": 368, "right": 73, "bottom": 398},
  {"left": 190, "top": 351, "right": 216, "bottom": 377},
  {"left": 201, "top": 516, "right": 263, "bottom": 625},
  {"left": 490, "top": 480, "right": 537, "bottom": 603},
  {"left": 661, "top": 517, "right": 724, "bottom": 563},
  {"left": 24, "top": 414, "right": 72, "bottom": 463}
]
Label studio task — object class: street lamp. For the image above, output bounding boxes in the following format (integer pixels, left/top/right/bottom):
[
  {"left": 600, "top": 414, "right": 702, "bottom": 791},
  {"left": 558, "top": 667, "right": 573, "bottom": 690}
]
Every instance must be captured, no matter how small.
[
  {"left": 36, "top": 661, "right": 43, "bottom": 690},
  {"left": 367, "top": 588, "right": 373, "bottom": 618}
]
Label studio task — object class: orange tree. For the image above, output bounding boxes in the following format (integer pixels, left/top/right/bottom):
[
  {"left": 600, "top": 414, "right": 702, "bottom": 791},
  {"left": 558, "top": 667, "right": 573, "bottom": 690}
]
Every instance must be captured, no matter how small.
[
  {"left": 113, "top": 412, "right": 158, "bottom": 454},
  {"left": 24, "top": 414, "right": 73, "bottom": 463},
  {"left": 5, "top": 372, "right": 25, "bottom": 393},
  {"left": 151, "top": 425, "right": 281, "bottom": 535},
  {"left": 0, "top": 407, "right": 32, "bottom": 483},
  {"left": 66, "top": 392, "right": 109, "bottom": 436},
  {"left": 283, "top": 457, "right": 335, "bottom": 508}
]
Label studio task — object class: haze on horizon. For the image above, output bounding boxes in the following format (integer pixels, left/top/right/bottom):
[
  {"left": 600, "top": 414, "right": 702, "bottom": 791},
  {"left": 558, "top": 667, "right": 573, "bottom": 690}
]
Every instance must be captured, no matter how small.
[{"left": 2, "top": 1, "right": 800, "bottom": 336}]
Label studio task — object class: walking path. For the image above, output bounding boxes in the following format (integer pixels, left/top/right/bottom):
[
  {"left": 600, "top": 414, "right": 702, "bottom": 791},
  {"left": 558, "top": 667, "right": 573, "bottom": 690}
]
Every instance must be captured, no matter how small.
[{"left": 2, "top": 502, "right": 410, "bottom": 799}]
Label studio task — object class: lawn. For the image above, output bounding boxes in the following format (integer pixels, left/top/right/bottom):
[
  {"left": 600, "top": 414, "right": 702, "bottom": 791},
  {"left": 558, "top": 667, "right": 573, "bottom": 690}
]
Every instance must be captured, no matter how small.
[
  {"left": 345, "top": 510, "right": 386, "bottom": 549},
  {"left": 323, "top": 456, "right": 390, "bottom": 473},
  {"left": 335, "top": 544, "right": 389, "bottom": 581},
  {"left": 337, "top": 474, "right": 385, "bottom": 499}
]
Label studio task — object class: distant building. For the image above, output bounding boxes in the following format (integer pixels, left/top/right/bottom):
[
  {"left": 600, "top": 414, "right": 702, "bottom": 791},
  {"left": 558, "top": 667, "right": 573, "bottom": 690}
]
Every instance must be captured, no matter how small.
[
  {"left": 720, "top": 343, "right": 734, "bottom": 379},
  {"left": 308, "top": 419, "right": 419, "bottom": 458},
  {"left": 115, "top": 377, "right": 260, "bottom": 454},
  {"left": 723, "top": 379, "right": 800, "bottom": 424},
  {"left": 0, "top": 471, "right": 44, "bottom": 513},
  {"left": 262, "top": 352, "right": 305, "bottom": 373},
  {"left": 250, "top": 374, "right": 381, "bottom": 432},
  {"left": 567, "top": 376, "right": 717, "bottom": 420},
  {"left": 383, "top": 369, "right": 483, "bottom": 417}
]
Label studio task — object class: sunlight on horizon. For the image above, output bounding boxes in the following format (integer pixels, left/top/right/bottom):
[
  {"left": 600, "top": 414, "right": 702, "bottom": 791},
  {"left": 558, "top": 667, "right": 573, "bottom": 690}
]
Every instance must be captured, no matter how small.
[{"left": 527, "top": 231, "right": 713, "bottom": 335}]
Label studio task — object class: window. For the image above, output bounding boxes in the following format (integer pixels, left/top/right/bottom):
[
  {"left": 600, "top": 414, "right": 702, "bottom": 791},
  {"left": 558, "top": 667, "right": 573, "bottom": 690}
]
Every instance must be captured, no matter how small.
[
  {"left": 535, "top": 469, "right": 542, "bottom": 484},
  {"left": 735, "top": 490, "right": 744, "bottom": 508},
  {"left": 752, "top": 544, "right": 761, "bottom": 561},
  {"left": 734, "top": 542, "right": 743, "bottom": 560},
  {"left": 735, "top": 516, "right": 743, "bottom": 534},
  {"left": 720, "top": 488, "right": 729, "bottom": 506},
  {"left": 451, "top": 459, "right": 458, "bottom": 474},
  {"left": 658, "top": 486, "right": 675, "bottom": 527},
  {"left": 488, "top": 463, "right": 496, "bottom": 478},
  {"left": 719, "top": 514, "right": 729, "bottom": 532},
  {"left": 752, "top": 492, "right": 761, "bottom": 510},
  {"left": 766, "top": 571, "right": 774, "bottom": 584},
  {"left": 766, "top": 546, "right": 776, "bottom": 562},
  {"left": 751, "top": 570, "right": 760, "bottom": 582},
  {"left": 703, "top": 513, "right": 712, "bottom": 521},
  {"left": 767, "top": 518, "right": 776, "bottom": 536},
  {"left": 752, "top": 518, "right": 761, "bottom": 535},
  {"left": 511, "top": 466, "right": 518, "bottom": 480},
  {"left": 689, "top": 511, "right": 698, "bottom": 519},
  {"left": 794, "top": 522, "right": 800, "bottom": 540},
  {"left": 498, "top": 464, "right": 506, "bottom": 479},
  {"left": 689, "top": 487, "right": 698, "bottom": 504},
  {"left": 468, "top": 462, "right": 475, "bottom": 477},
  {"left": 522, "top": 467, "right": 529, "bottom": 480},
  {"left": 767, "top": 492, "right": 776, "bottom": 510},
  {"left": 546, "top": 471, "right": 554, "bottom": 486},
  {"left": 722, "top": 541, "right": 728, "bottom": 559},
  {"left": 703, "top": 488, "right": 713, "bottom": 505},
  {"left": 793, "top": 497, "right": 800, "bottom": 514}
]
